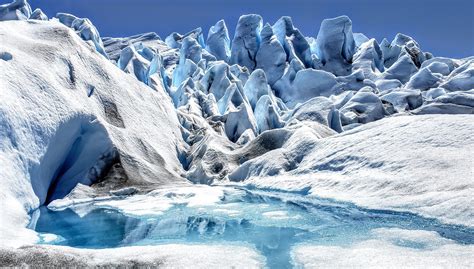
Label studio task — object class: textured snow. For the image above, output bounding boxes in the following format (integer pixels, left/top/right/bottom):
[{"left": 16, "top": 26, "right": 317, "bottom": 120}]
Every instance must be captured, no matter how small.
[
  {"left": 0, "top": 20, "right": 186, "bottom": 247},
  {"left": 243, "top": 115, "right": 474, "bottom": 227},
  {"left": 292, "top": 228, "right": 474, "bottom": 268},
  {"left": 0, "top": 244, "right": 264, "bottom": 268}
]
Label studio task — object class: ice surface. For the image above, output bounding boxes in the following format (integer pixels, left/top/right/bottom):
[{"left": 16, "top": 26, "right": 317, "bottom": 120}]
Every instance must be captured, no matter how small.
[
  {"left": 230, "top": 14, "right": 262, "bottom": 71},
  {"left": 255, "top": 23, "right": 287, "bottom": 85},
  {"left": 0, "top": 20, "right": 186, "bottom": 247},
  {"left": 0, "top": 244, "right": 264, "bottom": 268},
  {"left": 292, "top": 228, "right": 474, "bottom": 268},
  {"left": 56, "top": 13, "right": 108, "bottom": 58},
  {"left": 28, "top": 186, "right": 474, "bottom": 268},
  {"left": 0, "top": 0, "right": 31, "bottom": 21},
  {"left": 315, "top": 16, "right": 355, "bottom": 75},
  {"left": 206, "top": 20, "right": 230, "bottom": 62},
  {"left": 244, "top": 115, "right": 474, "bottom": 227}
]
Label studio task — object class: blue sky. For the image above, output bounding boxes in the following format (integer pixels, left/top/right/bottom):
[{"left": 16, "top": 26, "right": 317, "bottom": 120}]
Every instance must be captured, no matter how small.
[{"left": 31, "top": 0, "right": 474, "bottom": 58}]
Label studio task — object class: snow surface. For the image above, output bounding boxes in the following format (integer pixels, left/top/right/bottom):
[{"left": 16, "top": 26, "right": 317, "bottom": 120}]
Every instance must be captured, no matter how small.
[
  {"left": 292, "top": 228, "right": 474, "bottom": 268},
  {"left": 0, "top": 244, "right": 264, "bottom": 268},
  {"left": 242, "top": 115, "right": 474, "bottom": 227},
  {"left": 0, "top": 20, "right": 186, "bottom": 246}
]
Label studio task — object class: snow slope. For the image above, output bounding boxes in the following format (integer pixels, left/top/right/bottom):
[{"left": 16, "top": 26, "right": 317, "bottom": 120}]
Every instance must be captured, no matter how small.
[
  {"left": 0, "top": 20, "right": 187, "bottom": 246},
  {"left": 292, "top": 228, "right": 474, "bottom": 268},
  {"left": 242, "top": 114, "right": 474, "bottom": 227}
]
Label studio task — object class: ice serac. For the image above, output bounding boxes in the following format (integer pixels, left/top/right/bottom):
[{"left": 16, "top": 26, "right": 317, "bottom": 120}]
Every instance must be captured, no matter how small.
[
  {"left": 340, "top": 89, "right": 385, "bottom": 124},
  {"left": 255, "top": 23, "right": 287, "bottom": 85},
  {"left": 172, "top": 36, "right": 202, "bottom": 87},
  {"left": 102, "top": 32, "right": 163, "bottom": 63},
  {"left": 243, "top": 69, "right": 271, "bottom": 110},
  {"left": 272, "top": 16, "right": 312, "bottom": 67},
  {"left": 352, "top": 39, "right": 384, "bottom": 80},
  {"left": 439, "top": 60, "right": 474, "bottom": 91},
  {"left": 29, "top": 8, "right": 48, "bottom": 21},
  {"left": 230, "top": 14, "right": 263, "bottom": 71},
  {"left": 0, "top": 0, "right": 31, "bottom": 21},
  {"left": 315, "top": 15, "right": 355, "bottom": 75},
  {"left": 199, "top": 61, "right": 232, "bottom": 101},
  {"left": 353, "top": 33, "right": 369, "bottom": 47},
  {"left": 165, "top": 27, "right": 205, "bottom": 49},
  {"left": 206, "top": 20, "right": 231, "bottom": 62},
  {"left": 288, "top": 97, "right": 343, "bottom": 132},
  {"left": 254, "top": 95, "right": 284, "bottom": 133},
  {"left": 117, "top": 43, "right": 151, "bottom": 84},
  {"left": 381, "top": 54, "right": 418, "bottom": 83},
  {"left": 56, "top": 13, "right": 108, "bottom": 58}
]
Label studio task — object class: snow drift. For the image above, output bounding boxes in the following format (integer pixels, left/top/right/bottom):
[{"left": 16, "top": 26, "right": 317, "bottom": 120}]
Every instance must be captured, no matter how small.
[{"left": 0, "top": 20, "right": 187, "bottom": 246}]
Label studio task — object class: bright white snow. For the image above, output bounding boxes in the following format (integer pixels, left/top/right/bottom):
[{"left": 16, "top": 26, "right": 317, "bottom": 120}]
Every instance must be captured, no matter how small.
[{"left": 292, "top": 228, "right": 474, "bottom": 268}]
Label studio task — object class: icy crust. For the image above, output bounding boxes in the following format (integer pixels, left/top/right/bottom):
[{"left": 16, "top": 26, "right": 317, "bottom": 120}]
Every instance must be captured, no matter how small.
[
  {"left": 0, "top": 20, "right": 187, "bottom": 246},
  {"left": 242, "top": 115, "right": 474, "bottom": 227},
  {"left": 292, "top": 228, "right": 474, "bottom": 268},
  {"left": 0, "top": 244, "right": 264, "bottom": 268}
]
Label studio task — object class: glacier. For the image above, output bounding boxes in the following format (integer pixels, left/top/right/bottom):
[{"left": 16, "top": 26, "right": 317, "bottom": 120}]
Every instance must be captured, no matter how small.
[{"left": 0, "top": 0, "right": 473, "bottom": 267}]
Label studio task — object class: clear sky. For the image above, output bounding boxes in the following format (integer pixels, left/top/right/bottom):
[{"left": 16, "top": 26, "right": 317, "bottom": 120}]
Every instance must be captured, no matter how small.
[{"left": 30, "top": 0, "right": 474, "bottom": 58}]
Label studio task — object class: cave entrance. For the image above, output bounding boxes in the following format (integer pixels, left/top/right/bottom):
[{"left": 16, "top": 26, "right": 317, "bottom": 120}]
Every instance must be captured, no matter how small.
[{"left": 30, "top": 116, "right": 118, "bottom": 205}]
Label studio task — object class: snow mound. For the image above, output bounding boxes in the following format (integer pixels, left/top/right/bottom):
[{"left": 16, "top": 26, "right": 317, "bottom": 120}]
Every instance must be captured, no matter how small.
[
  {"left": 292, "top": 228, "right": 474, "bottom": 268},
  {"left": 0, "top": 20, "right": 186, "bottom": 247},
  {"left": 244, "top": 115, "right": 474, "bottom": 227}
]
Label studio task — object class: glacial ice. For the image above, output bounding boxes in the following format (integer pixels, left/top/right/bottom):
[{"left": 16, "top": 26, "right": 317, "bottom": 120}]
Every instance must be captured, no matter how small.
[
  {"left": 29, "top": 8, "right": 47, "bottom": 21},
  {"left": 293, "top": 228, "right": 474, "bottom": 268},
  {"left": 0, "top": 19, "right": 185, "bottom": 247},
  {"left": 0, "top": 0, "right": 31, "bottom": 21},
  {"left": 0, "top": 1, "right": 473, "bottom": 266},
  {"left": 315, "top": 16, "right": 355, "bottom": 75},
  {"left": 56, "top": 13, "right": 108, "bottom": 58},
  {"left": 230, "top": 14, "right": 262, "bottom": 71},
  {"left": 255, "top": 23, "right": 287, "bottom": 85},
  {"left": 272, "top": 16, "right": 312, "bottom": 67},
  {"left": 206, "top": 20, "right": 231, "bottom": 62}
]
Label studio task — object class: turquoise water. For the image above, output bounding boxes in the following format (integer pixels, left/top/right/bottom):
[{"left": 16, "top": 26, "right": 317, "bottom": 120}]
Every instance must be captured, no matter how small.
[{"left": 30, "top": 187, "right": 474, "bottom": 268}]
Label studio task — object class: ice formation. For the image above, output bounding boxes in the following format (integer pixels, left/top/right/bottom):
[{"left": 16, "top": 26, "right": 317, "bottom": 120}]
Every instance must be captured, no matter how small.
[{"left": 0, "top": 0, "right": 473, "bottom": 266}]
